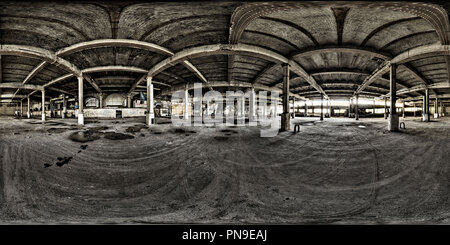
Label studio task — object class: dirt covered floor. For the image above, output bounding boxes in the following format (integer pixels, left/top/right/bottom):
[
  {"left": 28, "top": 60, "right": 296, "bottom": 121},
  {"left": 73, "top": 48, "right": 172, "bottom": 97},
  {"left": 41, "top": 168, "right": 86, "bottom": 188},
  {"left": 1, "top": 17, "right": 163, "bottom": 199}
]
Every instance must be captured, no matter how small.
[{"left": 0, "top": 115, "right": 450, "bottom": 224}]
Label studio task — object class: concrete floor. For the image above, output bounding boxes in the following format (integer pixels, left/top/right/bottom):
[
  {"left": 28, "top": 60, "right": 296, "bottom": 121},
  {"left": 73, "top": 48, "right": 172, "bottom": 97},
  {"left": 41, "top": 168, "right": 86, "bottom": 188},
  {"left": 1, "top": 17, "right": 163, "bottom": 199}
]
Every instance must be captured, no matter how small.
[{"left": 0, "top": 116, "right": 450, "bottom": 224}]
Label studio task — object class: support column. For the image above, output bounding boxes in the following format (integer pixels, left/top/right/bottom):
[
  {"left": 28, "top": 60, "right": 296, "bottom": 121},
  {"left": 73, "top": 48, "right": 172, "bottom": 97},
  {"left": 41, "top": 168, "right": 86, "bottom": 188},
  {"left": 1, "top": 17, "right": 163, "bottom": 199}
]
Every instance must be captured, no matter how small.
[
  {"left": 77, "top": 76, "right": 84, "bottom": 125},
  {"left": 434, "top": 98, "right": 439, "bottom": 118},
  {"left": 423, "top": 89, "right": 430, "bottom": 122},
  {"left": 184, "top": 87, "right": 189, "bottom": 120},
  {"left": 328, "top": 99, "right": 331, "bottom": 118},
  {"left": 62, "top": 94, "right": 67, "bottom": 118},
  {"left": 304, "top": 102, "right": 308, "bottom": 117},
  {"left": 440, "top": 101, "right": 444, "bottom": 117},
  {"left": 27, "top": 96, "right": 31, "bottom": 118},
  {"left": 320, "top": 94, "right": 324, "bottom": 121},
  {"left": 402, "top": 101, "right": 405, "bottom": 118},
  {"left": 349, "top": 98, "right": 352, "bottom": 118},
  {"left": 281, "top": 63, "right": 290, "bottom": 131},
  {"left": 127, "top": 93, "right": 132, "bottom": 108},
  {"left": 98, "top": 93, "right": 103, "bottom": 108},
  {"left": 146, "top": 77, "right": 155, "bottom": 125},
  {"left": 389, "top": 64, "right": 399, "bottom": 131},
  {"left": 355, "top": 95, "right": 359, "bottom": 120},
  {"left": 291, "top": 98, "right": 295, "bottom": 118},
  {"left": 20, "top": 100, "right": 23, "bottom": 117},
  {"left": 384, "top": 97, "right": 388, "bottom": 119},
  {"left": 311, "top": 101, "right": 314, "bottom": 116},
  {"left": 373, "top": 100, "right": 375, "bottom": 115},
  {"left": 41, "top": 89, "right": 46, "bottom": 121},
  {"left": 249, "top": 88, "right": 256, "bottom": 121}
]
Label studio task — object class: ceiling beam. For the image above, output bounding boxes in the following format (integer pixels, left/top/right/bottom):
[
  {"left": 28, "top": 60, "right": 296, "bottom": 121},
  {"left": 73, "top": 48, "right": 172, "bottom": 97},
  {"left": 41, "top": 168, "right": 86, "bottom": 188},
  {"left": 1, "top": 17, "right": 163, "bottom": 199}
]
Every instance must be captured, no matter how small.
[
  {"left": 0, "top": 82, "right": 43, "bottom": 90},
  {"left": 291, "top": 46, "right": 391, "bottom": 61},
  {"left": 355, "top": 44, "right": 450, "bottom": 95},
  {"left": 0, "top": 45, "right": 82, "bottom": 77},
  {"left": 55, "top": 39, "right": 174, "bottom": 57}
]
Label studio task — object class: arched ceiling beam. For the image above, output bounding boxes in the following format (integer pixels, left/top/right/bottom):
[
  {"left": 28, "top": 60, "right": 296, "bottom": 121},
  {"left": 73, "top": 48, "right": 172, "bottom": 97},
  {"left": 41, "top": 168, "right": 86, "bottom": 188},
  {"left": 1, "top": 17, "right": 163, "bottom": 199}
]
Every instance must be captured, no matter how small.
[
  {"left": 310, "top": 70, "right": 371, "bottom": 76},
  {"left": 43, "top": 66, "right": 148, "bottom": 88},
  {"left": 355, "top": 44, "right": 450, "bottom": 95},
  {"left": 0, "top": 82, "right": 43, "bottom": 90},
  {"left": 82, "top": 65, "right": 147, "bottom": 74},
  {"left": 54, "top": 39, "right": 174, "bottom": 57},
  {"left": 19, "top": 39, "right": 206, "bottom": 97},
  {"left": 291, "top": 46, "right": 391, "bottom": 61},
  {"left": 0, "top": 45, "right": 82, "bottom": 77},
  {"left": 145, "top": 44, "right": 327, "bottom": 98}
]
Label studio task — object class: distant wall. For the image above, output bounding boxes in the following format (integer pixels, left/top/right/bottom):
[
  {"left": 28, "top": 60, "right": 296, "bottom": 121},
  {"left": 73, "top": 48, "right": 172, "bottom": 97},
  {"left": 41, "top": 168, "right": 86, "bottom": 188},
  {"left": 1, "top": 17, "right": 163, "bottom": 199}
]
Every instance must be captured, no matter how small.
[
  {"left": 0, "top": 104, "right": 15, "bottom": 115},
  {"left": 81, "top": 108, "right": 146, "bottom": 118}
]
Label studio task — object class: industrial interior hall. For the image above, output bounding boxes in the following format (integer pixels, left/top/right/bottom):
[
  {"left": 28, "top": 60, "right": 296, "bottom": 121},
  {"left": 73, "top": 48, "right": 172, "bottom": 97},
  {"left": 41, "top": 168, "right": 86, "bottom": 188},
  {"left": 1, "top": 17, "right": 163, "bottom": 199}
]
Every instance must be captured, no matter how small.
[{"left": 0, "top": 1, "right": 450, "bottom": 224}]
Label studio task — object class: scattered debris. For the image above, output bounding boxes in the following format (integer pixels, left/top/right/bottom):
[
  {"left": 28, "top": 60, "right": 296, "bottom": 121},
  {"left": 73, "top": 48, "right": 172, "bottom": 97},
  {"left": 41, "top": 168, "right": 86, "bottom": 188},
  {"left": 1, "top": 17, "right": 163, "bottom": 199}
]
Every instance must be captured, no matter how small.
[
  {"left": 56, "top": 157, "right": 72, "bottom": 167},
  {"left": 103, "top": 132, "right": 134, "bottom": 140}
]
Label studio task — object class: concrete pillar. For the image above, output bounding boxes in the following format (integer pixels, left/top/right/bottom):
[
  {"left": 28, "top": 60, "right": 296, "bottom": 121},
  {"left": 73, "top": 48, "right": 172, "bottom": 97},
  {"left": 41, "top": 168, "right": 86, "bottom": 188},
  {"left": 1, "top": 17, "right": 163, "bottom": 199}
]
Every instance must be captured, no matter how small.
[
  {"left": 281, "top": 63, "right": 290, "bottom": 131},
  {"left": 77, "top": 76, "right": 84, "bottom": 125},
  {"left": 423, "top": 89, "right": 430, "bottom": 122},
  {"left": 440, "top": 101, "right": 444, "bottom": 117},
  {"left": 184, "top": 87, "right": 189, "bottom": 120},
  {"left": 20, "top": 100, "right": 23, "bottom": 117},
  {"left": 384, "top": 97, "right": 388, "bottom": 119},
  {"left": 434, "top": 98, "right": 439, "bottom": 118},
  {"left": 41, "top": 90, "right": 46, "bottom": 121},
  {"left": 62, "top": 95, "right": 67, "bottom": 118},
  {"left": 402, "top": 101, "right": 405, "bottom": 118},
  {"left": 320, "top": 94, "right": 324, "bottom": 121},
  {"left": 311, "top": 101, "right": 314, "bottom": 116},
  {"left": 127, "top": 93, "right": 132, "bottom": 108},
  {"left": 27, "top": 96, "right": 31, "bottom": 118},
  {"left": 373, "top": 100, "right": 375, "bottom": 115},
  {"left": 291, "top": 98, "right": 295, "bottom": 118},
  {"left": 349, "top": 98, "right": 352, "bottom": 118},
  {"left": 146, "top": 77, "right": 155, "bottom": 125},
  {"left": 389, "top": 64, "right": 399, "bottom": 131},
  {"left": 98, "top": 93, "right": 103, "bottom": 108},
  {"left": 249, "top": 88, "right": 256, "bottom": 121},
  {"left": 304, "top": 102, "right": 308, "bottom": 117},
  {"left": 355, "top": 95, "right": 359, "bottom": 120}
]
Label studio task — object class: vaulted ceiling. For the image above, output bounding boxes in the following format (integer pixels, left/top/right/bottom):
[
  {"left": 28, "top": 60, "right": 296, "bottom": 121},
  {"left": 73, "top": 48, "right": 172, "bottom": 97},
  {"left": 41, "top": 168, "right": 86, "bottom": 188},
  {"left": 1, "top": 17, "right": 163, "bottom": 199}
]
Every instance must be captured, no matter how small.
[{"left": 0, "top": 1, "right": 449, "bottom": 102}]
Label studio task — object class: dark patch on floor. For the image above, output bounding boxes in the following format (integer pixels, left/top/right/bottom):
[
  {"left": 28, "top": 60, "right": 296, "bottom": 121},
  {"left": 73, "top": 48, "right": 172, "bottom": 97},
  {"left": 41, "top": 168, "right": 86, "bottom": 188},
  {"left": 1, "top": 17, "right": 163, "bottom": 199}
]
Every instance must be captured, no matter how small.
[
  {"left": 56, "top": 157, "right": 72, "bottom": 167},
  {"left": 47, "top": 128, "right": 67, "bottom": 134},
  {"left": 221, "top": 129, "right": 238, "bottom": 134},
  {"left": 103, "top": 132, "right": 134, "bottom": 140},
  {"left": 174, "top": 128, "right": 186, "bottom": 133},
  {"left": 125, "top": 124, "right": 148, "bottom": 133},
  {"left": 214, "top": 136, "right": 229, "bottom": 141},
  {"left": 43, "top": 163, "right": 52, "bottom": 168},
  {"left": 68, "top": 130, "right": 101, "bottom": 142},
  {"left": 80, "top": 145, "right": 88, "bottom": 150}
]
